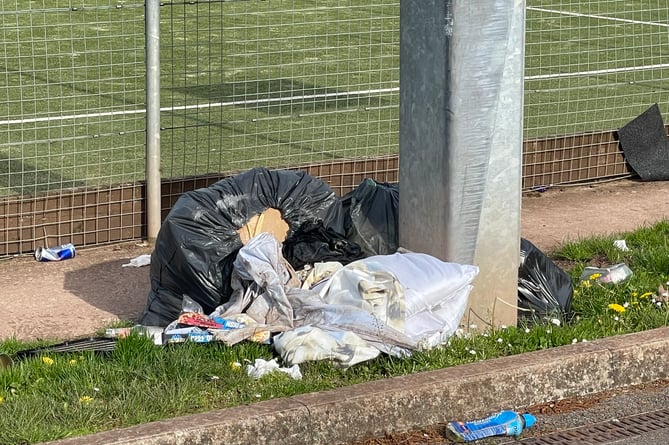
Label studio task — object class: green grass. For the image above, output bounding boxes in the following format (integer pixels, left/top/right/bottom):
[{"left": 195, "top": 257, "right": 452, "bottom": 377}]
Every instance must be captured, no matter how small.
[
  {"left": 2, "top": 1, "right": 668, "bottom": 195},
  {"left": 1, "top": 221, "right": 668, "bottom": 444}
]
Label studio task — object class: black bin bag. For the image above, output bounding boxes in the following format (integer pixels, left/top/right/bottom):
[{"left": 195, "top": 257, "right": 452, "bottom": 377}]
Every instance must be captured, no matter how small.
[
  {"left": 341, "top": 178, "right": 399, "bottom": 256},
  {"left": 518, "top": 238, "right": 574, "bottom": 322},
  {"left": 139, "top": 168, "right": 345, "bottom": 326}
]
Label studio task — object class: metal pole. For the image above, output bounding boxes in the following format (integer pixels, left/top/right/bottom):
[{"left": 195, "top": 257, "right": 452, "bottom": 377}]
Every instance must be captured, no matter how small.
[
  {"left": 399, "top": 0, "right": 525, "bottom": 328},
  {"left": 145, "top": 0, "right": 161, "bottom": 243}
]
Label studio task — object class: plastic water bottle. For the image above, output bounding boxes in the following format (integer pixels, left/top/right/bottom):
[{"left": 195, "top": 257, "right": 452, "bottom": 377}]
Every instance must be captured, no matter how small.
[{"left": 447, "top": 410, "right": 536, "bottom": 442}]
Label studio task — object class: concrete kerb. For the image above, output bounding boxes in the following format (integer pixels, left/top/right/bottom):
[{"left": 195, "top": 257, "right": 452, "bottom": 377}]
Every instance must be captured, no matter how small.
[{"left": 43, "top": 327, "right": 669, "bottom": 445}]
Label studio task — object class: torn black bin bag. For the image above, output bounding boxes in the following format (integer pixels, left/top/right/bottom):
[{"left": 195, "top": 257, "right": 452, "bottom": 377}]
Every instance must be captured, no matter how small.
[
  {"left": 139, "top": 168, "right": 345, "bottom": 327},
  {"left": 518, "top": 238, "right": 574, "bottom": 321},
  {"left": 341, "top": 178, "right": 399, "bottom": 256},
  {"left": 282, "top": 220, "right": 367, "bottom": 270}
]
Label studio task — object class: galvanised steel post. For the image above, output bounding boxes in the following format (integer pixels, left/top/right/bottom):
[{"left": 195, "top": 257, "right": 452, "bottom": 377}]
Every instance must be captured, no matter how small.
[
  {"left": 145, "top": 0, "right": 161, "bottom": 243},
  {"left": 399, "top": 1, "right": 525, "bottom": 328}
]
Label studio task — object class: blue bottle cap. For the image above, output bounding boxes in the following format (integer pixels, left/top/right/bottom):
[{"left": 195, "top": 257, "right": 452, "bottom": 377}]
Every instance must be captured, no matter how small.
[{"left": 522, "top": 413, "right": 537, "bottom": 429}]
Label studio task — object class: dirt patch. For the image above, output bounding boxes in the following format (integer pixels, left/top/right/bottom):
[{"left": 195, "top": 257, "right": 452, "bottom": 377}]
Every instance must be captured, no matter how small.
[{"left": 0, "top": 178, "right": 667, "bottom": 342}]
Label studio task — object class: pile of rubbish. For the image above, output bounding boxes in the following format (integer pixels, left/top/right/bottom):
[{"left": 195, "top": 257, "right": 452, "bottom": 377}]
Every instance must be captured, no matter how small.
[
  {"left": 133, "top": 168, "right": 478, "bottom": 367},
  {"left": 118, "top": 167, "right": 581, "bottom": 367}
]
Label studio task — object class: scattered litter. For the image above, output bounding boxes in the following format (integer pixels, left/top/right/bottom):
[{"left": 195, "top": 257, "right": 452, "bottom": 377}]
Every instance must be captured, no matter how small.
[
  {"left": 163, "top": 327, "right": 215, "bottom": 344},
  {"left": 122, "top": 254, "right": 151, "bottom": 267},
  {"left": 517, "top": 238, "right": 573, "bottom": 322},
  {"left": 613, "top": 239, "right": 630, "bottom": 251},
  {"left": 105, "top": 325, "right": 164, "bottom": 345},
  {"left": 447, "top": 410, "right": 536, "bottom": 442},
  {"left": 580, "top": 263, "right": 633, "bottom": 284},
  {"left": 34, "top": 243, "right": 76, "bottom": 262},
  {"left": 246, "top": 358, "right": 302, "bottom": 380}
]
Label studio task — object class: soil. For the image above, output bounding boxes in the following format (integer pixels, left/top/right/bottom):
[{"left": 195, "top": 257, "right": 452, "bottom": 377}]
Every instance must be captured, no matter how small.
[{"left": 0, "top": 178, "right": 667, "bottom": 342}]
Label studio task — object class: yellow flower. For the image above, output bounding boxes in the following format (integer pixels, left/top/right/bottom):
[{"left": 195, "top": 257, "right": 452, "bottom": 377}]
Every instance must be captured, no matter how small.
[
  {"left": 230, "top": 361, "right": 242, "bottom": 371},
  {"left": 639, "top": 292, "right": 652, "bottom": 299},
  {"left": 79, "top": 396, "right": 93, "bottom": 404},
  {"left": 42, "top": 357, "right": 54, "bottom": 366},
  {"left": 608, "top": 303, "right": 626, "bottom": 313},
  {"left": 69, "top": 359, "right": 77, "bottom": 365},
  {"left": 0, "top": 395, "right": 4, "bottom": 405},
  {"left": 589, "top": 273, "right": 601, "bottom": 281},
  {"left": 580, "top": 280, "right": 592, "bottom": 288}
]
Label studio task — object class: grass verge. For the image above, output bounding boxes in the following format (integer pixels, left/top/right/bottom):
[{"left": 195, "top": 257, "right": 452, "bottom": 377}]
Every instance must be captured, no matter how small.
[{"left": 1, "top": 221, "right": 668, "bottom": 444}]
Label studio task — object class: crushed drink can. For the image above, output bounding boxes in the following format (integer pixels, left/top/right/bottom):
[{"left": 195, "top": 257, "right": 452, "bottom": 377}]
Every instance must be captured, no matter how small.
[{"left": 34, "top": 243, "right": 76, "bottom": 262}]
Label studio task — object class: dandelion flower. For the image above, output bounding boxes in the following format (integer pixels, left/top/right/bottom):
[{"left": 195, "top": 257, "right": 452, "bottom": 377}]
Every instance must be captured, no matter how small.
[
  {"left": 0, "top": 396, "right": 4, "bottom": 405},
  {"left": 42, "top": 357, "right": 54, "bottom": 366},
  {"left": 68, "top": 359, "right": 77, "bottom": 365},
  {"left": 230, "top": 362, "right": 242, "bottom": 370},
  {"left": 639, "top": 292, "right": 652, "bottom": 299},
  {"left": 589, "top": 273, "right": 601, "bottom": 281},
  {"left": 608, "top": 303, "right": 626, "bottom": 313},
  {"left": 79, "top": 396, "right": 93, "bottom": 404}
]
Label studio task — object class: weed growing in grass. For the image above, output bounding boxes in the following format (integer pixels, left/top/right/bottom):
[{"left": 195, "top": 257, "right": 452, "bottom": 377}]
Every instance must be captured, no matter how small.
[{"left": 1, "top": 222, "right": 668, "bottom": 444}]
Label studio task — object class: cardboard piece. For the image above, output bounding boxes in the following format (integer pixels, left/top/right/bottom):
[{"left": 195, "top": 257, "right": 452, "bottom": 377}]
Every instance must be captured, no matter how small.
[{"left": 237, "top": 208, "right": 289, "bottom": 244}]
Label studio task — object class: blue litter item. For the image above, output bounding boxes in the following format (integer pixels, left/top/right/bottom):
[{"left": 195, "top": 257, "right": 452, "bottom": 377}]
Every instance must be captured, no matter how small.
[{"left": 447, "top": 410, "right": 536, "bottom": 442}]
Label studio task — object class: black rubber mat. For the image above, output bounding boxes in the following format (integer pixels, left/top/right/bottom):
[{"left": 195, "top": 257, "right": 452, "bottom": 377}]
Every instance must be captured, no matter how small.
[{"left": 617, "top": 103, "right": 669, "bottom": 181}]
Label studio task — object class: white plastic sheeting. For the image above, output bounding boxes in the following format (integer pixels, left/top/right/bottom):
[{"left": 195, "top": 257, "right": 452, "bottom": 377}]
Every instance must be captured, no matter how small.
[{"left": 211, "top": 233, "right": 479, "bottom": 367}]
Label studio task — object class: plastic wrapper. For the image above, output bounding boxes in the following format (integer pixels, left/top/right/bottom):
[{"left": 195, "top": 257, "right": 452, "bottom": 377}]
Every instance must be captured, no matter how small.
[
  {"left": 139, "top": 168, "right": 345, "bottom": 326},
  {"left": 517, "top": 238, "right": 573, "bottom": 321}
]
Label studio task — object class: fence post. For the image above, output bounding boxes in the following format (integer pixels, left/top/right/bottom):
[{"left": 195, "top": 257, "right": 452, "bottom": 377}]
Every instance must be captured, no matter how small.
[
  {"left": 145, "top": 0, "right": 161, "bottom": 243},
  {"left": 399, "top": 1, "right": 524, "bottom": 328}
]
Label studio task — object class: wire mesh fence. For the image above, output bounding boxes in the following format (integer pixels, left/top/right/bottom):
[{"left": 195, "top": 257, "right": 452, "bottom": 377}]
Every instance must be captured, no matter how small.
[
  {"left": 1, "top": 0, "right": 668, "bottom": 256},
  {"left": 159, "top": 0, "right": 400, "bottom": 185},
  {"left": 0, "top": 0, "right": 146, "bottom": 255},
  {"left": 524, "top": 0, "right": 669, "bottom": 186}
]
